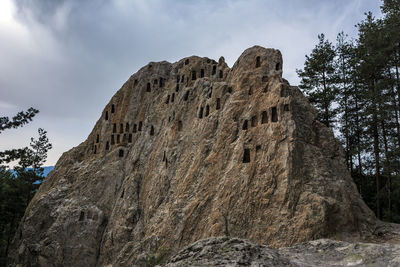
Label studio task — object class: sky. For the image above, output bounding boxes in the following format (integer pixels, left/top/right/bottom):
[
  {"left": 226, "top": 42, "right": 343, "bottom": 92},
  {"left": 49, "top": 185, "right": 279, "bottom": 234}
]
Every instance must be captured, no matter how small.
[{"left": 0, "top": 0, "right": 382, "bottom": 166}]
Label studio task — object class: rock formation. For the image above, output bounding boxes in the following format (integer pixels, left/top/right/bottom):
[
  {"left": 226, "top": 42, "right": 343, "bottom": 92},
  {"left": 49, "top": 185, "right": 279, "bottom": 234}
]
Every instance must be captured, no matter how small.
[
  {"left": 165, "top": 236, "right": 400, "bottom": 266},
  {"left": 9, "top": 46, "right": 386, "bottom": 266}
]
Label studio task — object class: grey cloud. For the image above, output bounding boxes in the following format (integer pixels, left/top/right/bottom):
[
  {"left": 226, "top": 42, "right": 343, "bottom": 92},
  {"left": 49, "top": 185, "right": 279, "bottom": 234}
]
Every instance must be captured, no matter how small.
[{"left": 0, "top": 0, "right": 382, "bottom": 165}]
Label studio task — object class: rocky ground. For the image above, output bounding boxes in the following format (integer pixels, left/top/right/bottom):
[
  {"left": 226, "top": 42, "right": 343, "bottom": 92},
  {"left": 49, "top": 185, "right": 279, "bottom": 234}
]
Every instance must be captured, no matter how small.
[{"left": 164, "top": 236, "right": 400, "bottom": 267}]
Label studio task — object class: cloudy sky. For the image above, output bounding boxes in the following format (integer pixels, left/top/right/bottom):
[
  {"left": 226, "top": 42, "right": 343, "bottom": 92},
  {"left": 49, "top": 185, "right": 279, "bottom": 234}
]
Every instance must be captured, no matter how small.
[{"left": 0, "top": 0, "right": 382, "bottom": 166}]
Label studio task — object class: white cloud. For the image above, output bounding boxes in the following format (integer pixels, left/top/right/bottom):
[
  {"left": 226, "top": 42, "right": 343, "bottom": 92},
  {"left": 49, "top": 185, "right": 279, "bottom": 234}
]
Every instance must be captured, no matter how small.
[{"left": 0, "top": 0, "right": 16, "bottom": 24}]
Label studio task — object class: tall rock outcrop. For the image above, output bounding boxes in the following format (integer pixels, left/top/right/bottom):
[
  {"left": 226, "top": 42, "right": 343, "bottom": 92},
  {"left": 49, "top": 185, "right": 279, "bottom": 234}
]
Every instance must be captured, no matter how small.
[{"left": 10, "top": 46, "right": 379, "bottom": 266}]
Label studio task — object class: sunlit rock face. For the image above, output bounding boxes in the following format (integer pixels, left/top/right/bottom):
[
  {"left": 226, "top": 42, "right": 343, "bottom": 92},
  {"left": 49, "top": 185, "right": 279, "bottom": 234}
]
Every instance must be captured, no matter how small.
[{"left": 10, "top": 46, "right": 377, "bottom": 266}]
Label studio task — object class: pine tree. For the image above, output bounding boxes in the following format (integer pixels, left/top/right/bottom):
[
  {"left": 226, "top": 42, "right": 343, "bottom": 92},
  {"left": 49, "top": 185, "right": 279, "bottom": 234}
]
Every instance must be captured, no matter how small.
[
  {"left": 297, "top": 34, "right": 338, "bottom": 127},
  {"left": 0, "top": 108, "right": 52, "bottom": 265},
  {"left": 380, "top": 0, "right": 400, "bottom": 221},
  {"left": 296, "top": 0, "right": 400, "bottom": 223},
  {"left": 355, "top": 11, "right": 400, "bottom": 220},
  {"left": 335, "top": 32, "right": 356, "bottom": 170}
]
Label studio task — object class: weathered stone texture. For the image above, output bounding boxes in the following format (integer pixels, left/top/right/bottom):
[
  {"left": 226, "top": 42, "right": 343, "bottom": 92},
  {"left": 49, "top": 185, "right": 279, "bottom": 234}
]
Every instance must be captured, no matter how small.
[
  {"left": 165, "top": 237, "right": 400, "bottom": 267},
  {"left": 9, "top": 46, "right": 389, "bottom": 266}
]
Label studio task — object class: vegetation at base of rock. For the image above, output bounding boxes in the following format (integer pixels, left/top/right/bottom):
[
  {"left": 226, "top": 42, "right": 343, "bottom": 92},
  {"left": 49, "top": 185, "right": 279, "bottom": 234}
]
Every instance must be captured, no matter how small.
[
  {"left": 145, "top": 246, "right": 170, "bottom": 267},
  {"left": 297, "top": 0, "right": 400, "bottom": 222},
  {"left": 0, "top": 108, "right": 52, "bottom": 266}
]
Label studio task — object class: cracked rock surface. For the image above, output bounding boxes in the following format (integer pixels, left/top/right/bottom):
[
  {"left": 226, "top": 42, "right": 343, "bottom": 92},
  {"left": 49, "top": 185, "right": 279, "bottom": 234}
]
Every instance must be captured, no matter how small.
[
  {"left": 164, "top": 237, "right": 400, "bottom": 267},
  {"left": 9, "top": 46, "right": 398, "bottom": 266}
]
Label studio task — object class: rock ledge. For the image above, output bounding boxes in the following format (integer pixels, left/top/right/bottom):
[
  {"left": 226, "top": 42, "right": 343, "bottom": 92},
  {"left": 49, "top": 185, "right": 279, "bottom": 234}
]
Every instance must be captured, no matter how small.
[{"left": 165, "top": 237, "right": 400, "bottom": 267}]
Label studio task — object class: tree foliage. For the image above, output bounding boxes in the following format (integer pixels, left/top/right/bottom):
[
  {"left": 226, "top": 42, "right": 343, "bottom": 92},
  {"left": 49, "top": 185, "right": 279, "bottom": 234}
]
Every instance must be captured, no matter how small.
[
  {"left": 0, "top": 108, "right": 52, "bottom": 266},
  {"left": 0, "top": 108, "right": 38, "bottom": 134},
  {"left": 297, "top": 34, "right": 338, "bottom": 127},
  {"left": 298, "top": 0, "right": 400, "bottom": 222}
]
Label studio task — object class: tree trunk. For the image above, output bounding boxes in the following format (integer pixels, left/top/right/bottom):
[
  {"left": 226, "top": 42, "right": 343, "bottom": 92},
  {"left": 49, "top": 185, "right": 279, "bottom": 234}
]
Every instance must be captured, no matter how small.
[
  {"left": 395, "top": 48, "right": 400, "bottom": 145},
  {"left": 380, "top": 111, "right": 392, "bottom": 221},
  {"left": 372, "top": 80, "right": 381, "bottom": 219},
  {"left": 373, "top": 124, "right": 381, "bottom": 220},
  {"left": 353, "top": 82, "right": 364, "bottom": 195},
  {"left": 396, "top": 43, "right": 400, "bottom": 94},
  {"left": 354, "top": 87, "right": 363, "bottom": 175},
  {"left": 388, "top": 67, "right": 400, "bottom": 147},
  {"left": 342, "top": 56, "right": 350, "bottom": 170},
  {"left": 322, "top": 71, "right": 330, "bottom": 127}
]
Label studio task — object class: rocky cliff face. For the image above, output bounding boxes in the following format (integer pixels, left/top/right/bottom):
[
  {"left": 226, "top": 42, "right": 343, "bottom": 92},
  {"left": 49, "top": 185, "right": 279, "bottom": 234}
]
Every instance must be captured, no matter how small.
[{"left": 10, "top": 46, "right": 381, "bottom": 266}]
